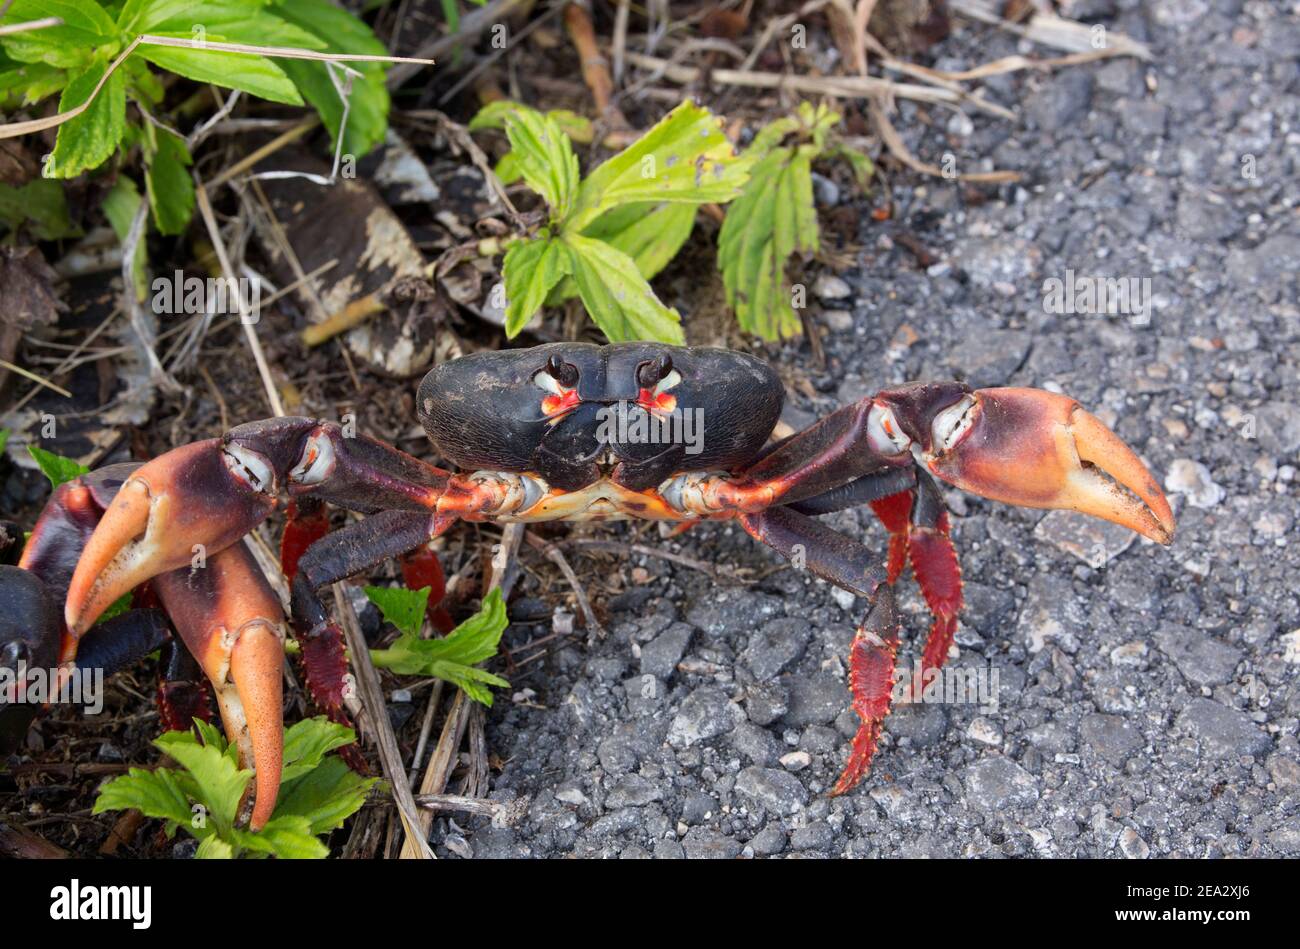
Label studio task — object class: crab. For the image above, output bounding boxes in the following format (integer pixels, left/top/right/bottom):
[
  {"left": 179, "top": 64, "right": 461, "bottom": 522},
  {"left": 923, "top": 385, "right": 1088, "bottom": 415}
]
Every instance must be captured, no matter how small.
[{"left": 0, "top": 342, "right": 1174, "bottom": 829}]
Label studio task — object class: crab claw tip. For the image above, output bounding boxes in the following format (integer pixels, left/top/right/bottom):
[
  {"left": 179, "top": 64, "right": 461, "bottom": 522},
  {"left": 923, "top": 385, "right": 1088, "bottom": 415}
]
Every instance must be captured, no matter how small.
[
  {"left": 64, "top": 441, "right": 277, "bottom": 636},
  {"left": 921, "top": 387, "right": 1175, "bottom": 545}
]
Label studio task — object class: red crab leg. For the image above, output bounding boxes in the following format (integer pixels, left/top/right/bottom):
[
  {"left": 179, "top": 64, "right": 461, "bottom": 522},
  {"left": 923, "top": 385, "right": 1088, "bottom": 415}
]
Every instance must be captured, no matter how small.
[
  {"left": 280, "top": 497, "right": 331, "bottom": 585},
  {"left": 400, "top": 542, "right": 454, "bottom": 634},
  {"left": 738, "top": 505, "right": 899, "bottom": 794},
  {"left": 837, "top": 590, "right": 901, "bottom": 795}
]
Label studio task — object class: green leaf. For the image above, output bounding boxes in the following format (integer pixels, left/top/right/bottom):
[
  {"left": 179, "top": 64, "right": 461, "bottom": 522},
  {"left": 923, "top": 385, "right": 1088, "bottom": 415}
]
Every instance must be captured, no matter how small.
[
  {"left": 95, "top": 593, "right": 134, "bottom": 624},
  {"left": 581, "top": 201, "right": 696, "bottom": 282},
  {"left": 0, "top": 0, "right": 118, "bottom": 69},
  {"left": 0, "top": 62, "right": 68, "bottom": 108},
  {"left": 0, "top": 429, "right": 9, "bottom": 456},
  {"left": 268, "top": 0, "right": 391, "bottom": 156},
  {"left": 275, "top": 755, "right": 376, "bottom": 835},
  {"left": 48, "top": 59, "right": 126, "bottom": 179},
  {"left": 568, "top": 100, "right": 754, "bottom": 230},
  {"left": 101, "top": 176, "right": 149, "bottom": 300},
  {"left": 471, "top": 100, "right": 592, "bottom": 142},
  {"left": 194, "top": 835, "right": 235, "bottom": 859},
  {"left": 92, "top": 765, "right": 195, "bottom": 827},
  {"left": 144, "top": 125, "right": 194, "bottom": 235},
  {"left": 561, "top": 231, "right": 685, "bottom": 344},
  {"left": 153, "top": 730, "right": 252, "bottom": 833},
  {"left": 280, "top": 716, "right": 357, "bottom": 783},
  {"left": 0, "top": 180, "right": 77, "bottom": 240},
  {"left": 364, "top": 584, "right": 430, "bottom": 638},
  {"left": 370, "top": 588, "right": 510, "bottom": 706},
  {"left": 193, "top": 717, "right": 231, "bottom": 757},
  {"left": 27, "top": 444, "right": 89, "bottom": 489},
  {"left": 135, "top": 40, "right": 302, "bottom": 105},
  {"left": 830, "top": 144, "right": 874, "bottom": 193},
  {"left": 93, "top": 721, "right": 369, "bottom": 858},
  {"left": 502, "top": 235, "right": 570, "bottom": 337},
  {"left": 502, "top": 105, "right": 580, "bottom": 221},
  {"left": 718, "top": 144, "right": 819, "bottom": 340},
  {"left": 232, "top": 814, "right": 329, "bottom": 858},
  {"left": 133, "top": 2, "right": 326, "bottom": 49}
]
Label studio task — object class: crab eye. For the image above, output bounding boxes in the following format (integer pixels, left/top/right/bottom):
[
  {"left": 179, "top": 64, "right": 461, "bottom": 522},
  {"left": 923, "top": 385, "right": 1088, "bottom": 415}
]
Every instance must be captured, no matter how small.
[
  {"left": 931, "top": 395, "right": 977, "bottom": 454},
  {"left": 534, "top": 354, "right": 579, "bottom": 393},
  {"left": 636, "top": 355, "right": 674, "bottom": 389},
  {"left": 222, "top": 443, "right": 276, "bottom": 493},
  {"left": 288, "top": 431, "right": 336, "bottom": 486},
  {"left": 867, "top": 403, "right": 912, "bottom": 455}
]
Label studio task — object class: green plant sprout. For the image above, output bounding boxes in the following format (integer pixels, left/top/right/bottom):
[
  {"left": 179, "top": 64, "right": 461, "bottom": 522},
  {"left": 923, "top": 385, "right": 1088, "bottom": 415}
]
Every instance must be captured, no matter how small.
[
  {"left": 470, "top": 99, "right": 756, "bottom": 344},
  {"left": 368, "top": 586, "right": 510, "bottom": 706},
  {"left": 472, "top": 99, "right": 873, "bottom": 343},
  {"left": 720, "top": 101, "right": 873, "bottom": 339},
  {"left": 94, "top": 716, "right": 377, "bottom": 858}
]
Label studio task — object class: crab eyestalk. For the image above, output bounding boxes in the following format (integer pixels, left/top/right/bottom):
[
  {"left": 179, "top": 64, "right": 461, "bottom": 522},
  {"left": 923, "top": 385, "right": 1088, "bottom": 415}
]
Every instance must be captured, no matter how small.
[{"left": 876, "top": 384, "right": 1175, "bottom": 544}]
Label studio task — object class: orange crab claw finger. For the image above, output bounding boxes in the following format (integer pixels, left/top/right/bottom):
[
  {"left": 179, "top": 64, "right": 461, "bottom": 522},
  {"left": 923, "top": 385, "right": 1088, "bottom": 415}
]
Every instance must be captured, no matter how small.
[
  {"left": 153, "top": 543, "right": 286, "bottom": 831},
  {"left": 65, "top": 440, "right": 278, "bottom": 637},
  {"left": 922, "top": 387, "right": 1175, "bottom": 545}
]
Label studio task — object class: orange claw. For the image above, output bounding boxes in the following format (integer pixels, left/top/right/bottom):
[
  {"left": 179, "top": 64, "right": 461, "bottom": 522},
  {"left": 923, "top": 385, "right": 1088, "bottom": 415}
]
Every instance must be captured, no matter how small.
[
  {"left": 153, "top": 543, "right": 286, "bottom": 831},
  {"left": 65, "top": 440, "right": 278, "bottom": 637},
  {"left": 918, "top": 387, "right": 1175, "bottom": 545}
]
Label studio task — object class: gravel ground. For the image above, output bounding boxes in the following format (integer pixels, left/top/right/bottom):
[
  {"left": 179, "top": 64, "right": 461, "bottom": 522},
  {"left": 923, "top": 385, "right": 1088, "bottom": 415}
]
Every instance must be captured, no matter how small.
[{"left": 455, "top": 1, "right": 1300, "bottom": 859}]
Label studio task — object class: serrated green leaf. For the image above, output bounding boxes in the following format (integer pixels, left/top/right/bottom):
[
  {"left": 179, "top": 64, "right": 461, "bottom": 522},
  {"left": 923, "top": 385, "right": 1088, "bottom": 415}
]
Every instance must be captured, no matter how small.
[
  {"left": 135, "top": 40, "right": 302, "bottom": 105},
  {"left": 92, "top": 765, "right": 195, "bottom": 826},
  {"left": 232, "top": 814, "right": 328, "bottom": 858},
  {"left": 191, "top": 716, "right": 226, "bottom": 749},
  {"left": 364, "top": 584, "right": 430, "bottom": 638},
  {"left": 194, "top": 835, "right": 235, "bottom": 859},
  {"left": 101, "top": 176, "right": 149, "bottom": 299},
  {"left": 0, "top": 0, "right": 118, "bottom": 69},
  {"left": 153, "top": 731, "right": 252, "bottom": 832},
  {"left": 269, "top": 0, "right": 390, "bottom": 156},
  {"left": 568, "top": 100, "right": 753, "bottom": 230},
  {"left": 144, "top": 125, "right": 194, "bottom": 235},
  {"left": 48, "top": 59, "right": 126, "bottom": 179},
  {"left": 275, "top": 755, "right": 376, "bottom": 835},
  {"left": 471, "top": 100, "right": 592, "bottom": 142},
  {"left": 502, "top": 106, "right": 579, "bottom": 221},
  {"left": 0, "top": 180, "right": 77, "bottom": 240},
  {"left": 27, "top": 444, "right": 89, "bottom": 489},
  {"left": 370, "top": 588, "right": 510, "bottom": 706},
  {"left": 829, "top": 144, "right": 874, "bottom": 193},
  {"left": 546, "top": 203, "right": 697, "bottom": 307},
  {"left": 280, "top": 716, "right": 357, "bottom": 783},
  {"left": 0, "top": 62, "right": 67, "bottom": 108},
  {"left": 718, "top": 144, "right": 819, "bottom": 340},
  {"left": 502, "top": 235, "right": 570, "bottom": 337},
  {"left": 135, "top": 2, "right": 326, "bottom": 50},
  {"left": 582, "top": 201, "right": 697, "bottom": 282},
  {"left": 561, "top": 231, "right": 684, "bottom": 344}
]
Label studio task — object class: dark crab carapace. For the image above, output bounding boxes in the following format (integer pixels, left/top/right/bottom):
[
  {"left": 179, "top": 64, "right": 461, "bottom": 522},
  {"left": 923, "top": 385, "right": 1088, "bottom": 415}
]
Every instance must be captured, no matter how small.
[{"left": 3, "top": 342, "right": 1174, "bottom": 826}]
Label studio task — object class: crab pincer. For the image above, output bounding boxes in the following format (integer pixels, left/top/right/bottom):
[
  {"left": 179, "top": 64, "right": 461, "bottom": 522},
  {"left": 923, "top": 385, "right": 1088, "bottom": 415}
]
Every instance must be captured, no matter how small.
[
  {"left": 152, "top": 543, "right": 287, "bottom": 830},
  {"left": 873, "top": 383, "right": 1175, "bottom": 544},
  {"left": 62, "top": 439, "right": 291, "bottom": 830}
]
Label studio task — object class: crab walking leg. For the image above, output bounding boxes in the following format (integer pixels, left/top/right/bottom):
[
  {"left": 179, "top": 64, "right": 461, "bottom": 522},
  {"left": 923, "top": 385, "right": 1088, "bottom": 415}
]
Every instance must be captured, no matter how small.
[
  {"left": 156, "top": 639, "right": 214, "bottom": 733},
  {"left": 737, "top": 506, "right": 902, "bottom": 794},
  {"left": 152, "top": 542, "right": 287, "bottom": 831},
  {"left": 289, "top": 511, "right": 453, "bottom": 742},
  {"left": 860, "top": 472, "right": 963, "bottom": 674}
]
